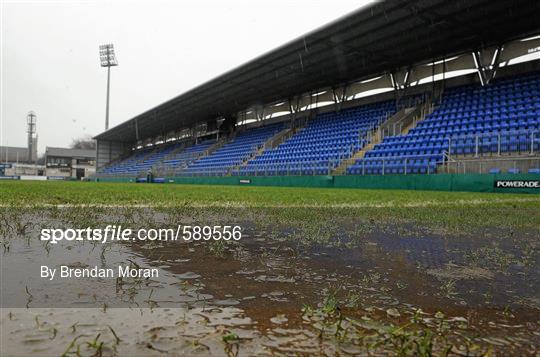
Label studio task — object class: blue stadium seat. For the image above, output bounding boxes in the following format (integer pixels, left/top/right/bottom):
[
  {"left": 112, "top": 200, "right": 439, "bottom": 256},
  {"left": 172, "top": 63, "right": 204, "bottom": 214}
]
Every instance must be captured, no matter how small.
[
  {"left": 99, "top": 72, "right": 540, "bottom": 178},
  {"left": 182, "top": 123, "right": 284, "bottom": 176},
  {"left": 347, "top": 72, "right": 540, "bottom": 176},
  {"left": 240, "top": 100, "right": 397, "bottom": 175}
]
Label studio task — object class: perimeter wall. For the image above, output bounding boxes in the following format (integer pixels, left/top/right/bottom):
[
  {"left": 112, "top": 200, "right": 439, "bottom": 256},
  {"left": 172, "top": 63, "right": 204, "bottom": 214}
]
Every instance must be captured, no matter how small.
[{"left": 96, "top": 173, "right": 540, "bottom": 194}]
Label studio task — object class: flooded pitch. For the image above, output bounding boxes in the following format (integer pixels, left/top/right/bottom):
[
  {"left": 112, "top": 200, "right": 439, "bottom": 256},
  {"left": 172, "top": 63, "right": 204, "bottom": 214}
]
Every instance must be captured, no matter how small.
[{"left": 1, "top": 207, "right": 539, "bottom": 356}]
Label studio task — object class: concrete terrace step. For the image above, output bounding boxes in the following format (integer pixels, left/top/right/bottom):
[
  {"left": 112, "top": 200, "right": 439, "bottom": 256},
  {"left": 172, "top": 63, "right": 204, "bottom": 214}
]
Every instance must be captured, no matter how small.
[
  {"left": 227, "top": 126, "right": 295, "bottom": 175},
  {"left": 332, "top": 97, "right": 437, "bottom": 175},
  {"left": 332, "top": 130, "right": 381, "bottom": 175},
  {"left": 229, "top": 118, "right": 314, "bottom": 175}
]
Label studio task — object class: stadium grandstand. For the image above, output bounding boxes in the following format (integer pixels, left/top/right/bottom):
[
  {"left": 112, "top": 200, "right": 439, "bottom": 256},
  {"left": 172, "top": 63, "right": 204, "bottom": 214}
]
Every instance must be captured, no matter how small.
[{"left": 94, "top": 0, "right": 540, "bottom": 188}]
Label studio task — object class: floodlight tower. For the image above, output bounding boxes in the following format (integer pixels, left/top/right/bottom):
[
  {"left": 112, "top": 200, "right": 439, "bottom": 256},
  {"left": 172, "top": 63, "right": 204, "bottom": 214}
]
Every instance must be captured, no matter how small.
[
  {"left": 99, "top": 44, "right": 118, "bottom": 130},
  {"left": 27, "top": 111, "right": 36, "bottom": 163}
]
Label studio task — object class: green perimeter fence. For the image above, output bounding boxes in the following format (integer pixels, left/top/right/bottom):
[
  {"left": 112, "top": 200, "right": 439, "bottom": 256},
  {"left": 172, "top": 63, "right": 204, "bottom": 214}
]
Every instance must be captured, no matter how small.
[{"left": 95, "top": 173, "right": 540, "bottom": 194}]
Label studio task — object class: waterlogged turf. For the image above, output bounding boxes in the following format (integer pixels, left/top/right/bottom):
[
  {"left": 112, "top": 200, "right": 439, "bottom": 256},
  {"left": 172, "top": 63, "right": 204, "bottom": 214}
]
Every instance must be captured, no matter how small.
[
  {"left": 1, "top": 180, "right": 539, "bottom": 232},
  {"left": 1, "top": 180, "right": 539, "bottom": 355}
]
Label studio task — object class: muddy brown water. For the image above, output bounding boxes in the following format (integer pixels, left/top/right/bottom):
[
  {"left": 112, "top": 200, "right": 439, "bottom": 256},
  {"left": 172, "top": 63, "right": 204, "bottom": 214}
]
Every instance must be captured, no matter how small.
[{"left": 1, "top": 208, "right": 539, "bottom": 356}]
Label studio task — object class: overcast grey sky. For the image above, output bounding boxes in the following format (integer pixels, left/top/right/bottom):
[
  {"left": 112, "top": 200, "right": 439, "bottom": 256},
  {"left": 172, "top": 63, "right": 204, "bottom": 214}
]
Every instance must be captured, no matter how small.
[{"left": 1, "top": 0, "right": 372, "bottom": 155}]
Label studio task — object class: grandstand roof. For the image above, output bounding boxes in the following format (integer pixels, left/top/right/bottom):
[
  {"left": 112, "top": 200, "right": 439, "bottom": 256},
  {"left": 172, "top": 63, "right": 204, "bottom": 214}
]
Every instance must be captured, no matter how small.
[{"left": 95, "top": 0, "right": 540, "bottom": 143}]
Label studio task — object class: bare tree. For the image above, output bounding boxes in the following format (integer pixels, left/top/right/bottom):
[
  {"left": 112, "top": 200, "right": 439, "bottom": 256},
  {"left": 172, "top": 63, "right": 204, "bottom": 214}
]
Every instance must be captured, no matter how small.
[
  {"left": 71, "top": 135, "right": 96, "bottom": 150},
  {"left": 36, "top": 153, "right": 46, "bottom": 165}
]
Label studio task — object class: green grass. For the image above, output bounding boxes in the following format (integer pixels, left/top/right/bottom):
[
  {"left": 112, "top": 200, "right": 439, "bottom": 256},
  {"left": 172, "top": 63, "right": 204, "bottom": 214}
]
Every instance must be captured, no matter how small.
[
  {"left": 1, "top": 181, "right": 539, "bottom": 233},
  {"left": 1, "top": 180, "right": 539, "bottom": 207}
]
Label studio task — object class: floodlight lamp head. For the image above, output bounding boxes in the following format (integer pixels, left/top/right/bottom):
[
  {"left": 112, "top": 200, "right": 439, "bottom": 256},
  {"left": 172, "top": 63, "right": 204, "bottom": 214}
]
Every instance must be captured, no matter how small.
[
  {"left": 99, "top": 43, "right": 118, "bottom": 67},
  {"left": 27, "top": 111, "right": 36, "bottom": 125}
]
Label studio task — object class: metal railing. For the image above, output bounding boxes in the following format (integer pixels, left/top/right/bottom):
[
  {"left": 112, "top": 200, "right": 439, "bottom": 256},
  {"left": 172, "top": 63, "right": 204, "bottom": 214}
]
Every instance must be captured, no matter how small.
[
  {"left": 346, "top": 154, "right": 443, "bottom": 175},
  {"left": 234, "top": 159, "right": 338, "bottom": 177},
  {"left": 156, "top": 151, "right": 211, "bottom": 177},
  {"left": 170, "top": 161, "right": 331, "bottom": 177},
  {"left": 264, "top": 128, "right": 295, "bottom": 149},
  {"left": 443, "top": 156, "right": 540, "bottom": 174},
  {"left": 388, "top": 99, "right": 435, "bottom": 137},
  {"left": 446, "top": 129, "right": 539, "bottom": 157}
]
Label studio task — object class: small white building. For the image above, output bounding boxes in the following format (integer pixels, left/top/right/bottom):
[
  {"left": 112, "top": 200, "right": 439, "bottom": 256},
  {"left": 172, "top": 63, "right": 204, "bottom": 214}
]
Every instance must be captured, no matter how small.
[{"left": 45, "top": 147, "right": 96, "bottom": 179}]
